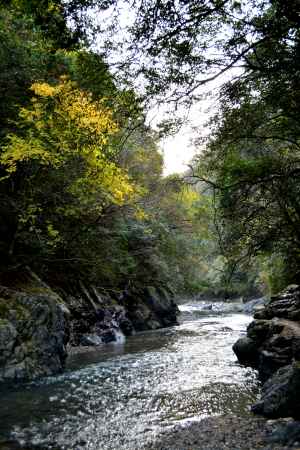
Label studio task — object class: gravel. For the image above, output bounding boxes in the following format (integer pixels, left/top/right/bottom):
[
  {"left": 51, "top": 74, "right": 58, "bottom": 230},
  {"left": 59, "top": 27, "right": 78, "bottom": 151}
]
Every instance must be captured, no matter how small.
[{"left": 142, "top": 415, "right": 300, "bottom": 450}]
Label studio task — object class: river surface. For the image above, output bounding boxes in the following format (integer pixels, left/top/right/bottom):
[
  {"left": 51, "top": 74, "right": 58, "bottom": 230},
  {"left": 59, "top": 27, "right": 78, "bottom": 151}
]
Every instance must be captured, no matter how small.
[{"left": 0, "top": 301, "right": 260, "bottom": 449}]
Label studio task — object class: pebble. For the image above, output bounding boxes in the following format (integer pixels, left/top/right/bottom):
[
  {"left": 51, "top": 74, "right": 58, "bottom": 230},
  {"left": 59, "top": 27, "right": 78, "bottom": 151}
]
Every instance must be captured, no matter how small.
[{"left": 142, "top": 415, "right": 300, "bottom": 450}]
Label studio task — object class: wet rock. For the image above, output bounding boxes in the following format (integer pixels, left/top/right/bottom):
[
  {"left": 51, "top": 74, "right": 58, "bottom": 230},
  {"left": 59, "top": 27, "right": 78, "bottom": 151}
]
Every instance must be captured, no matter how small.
[
  {"left": 233, "top": 284, "right": 300, "bottom": 420},
  {"left": 0, "top": 272, "right": 70, "bottom": 383},
  {"left": 252, "top": 362, "right": 300, "bottom": 418},
  {"left": 233, "top": 337, "right": 259, "bottom": 366},
  {"left": 80, "top": 334, "right": 103, "bottom": 346},
  {"left": 66, "top": 286, "right": 131, "bottom": 346},
  {"left": 100, "top": 329, "right": 116, "bottom": 343},
  {"left": 243, "top": 296, "right": 268, "bottom": 315},
  {"left": 118, "top": 315, "right": 134, "bottom": 336}
]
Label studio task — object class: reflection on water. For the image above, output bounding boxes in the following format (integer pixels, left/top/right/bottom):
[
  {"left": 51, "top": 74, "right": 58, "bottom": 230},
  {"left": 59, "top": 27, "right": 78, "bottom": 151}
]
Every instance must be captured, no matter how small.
[{"left": 0, "top": 302, "right": 259, "bottom": 449}]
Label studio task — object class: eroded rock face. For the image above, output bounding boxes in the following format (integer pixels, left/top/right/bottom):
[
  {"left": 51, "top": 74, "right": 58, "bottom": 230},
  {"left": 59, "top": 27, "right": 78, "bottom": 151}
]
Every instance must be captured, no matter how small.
[
  {"left": 123, "top": 286, "right": 179, "bottom": 331},
  {"left": 65, "top": 284, "right": 178, "bottom": 347},
  {"left": 233, "top": 285, "right": 300, "bottom": 418},
  {"left": 0, "top": 285, "right": 70, "bottom": 382}
]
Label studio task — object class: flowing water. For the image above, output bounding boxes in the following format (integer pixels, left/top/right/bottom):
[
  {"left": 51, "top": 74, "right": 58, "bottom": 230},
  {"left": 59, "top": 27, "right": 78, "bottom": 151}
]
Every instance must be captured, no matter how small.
[{"left": 0, "top": 301, "right": 260, "bottom": 449}]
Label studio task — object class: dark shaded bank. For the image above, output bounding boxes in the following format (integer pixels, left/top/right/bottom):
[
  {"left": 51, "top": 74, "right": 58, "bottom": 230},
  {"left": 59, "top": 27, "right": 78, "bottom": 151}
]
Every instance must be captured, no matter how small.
[
  {"left": 233, "top": 285, "right": 300, "bottom": 419},
  {"left": 0, "top": 267, "right": 178, "bottom": 383}
]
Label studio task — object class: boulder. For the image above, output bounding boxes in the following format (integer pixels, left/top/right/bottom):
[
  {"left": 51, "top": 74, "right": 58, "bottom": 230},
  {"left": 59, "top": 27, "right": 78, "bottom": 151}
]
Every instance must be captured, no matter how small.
[
  {"left": 0, "top": 283, "right": 70, "bottom": 382},
  {"left": 124, "top": 285, "right": 179, "bottom": 331},
  {"left": 233, "top": 284, "right": 300, "bottom": 419},
  {"left": 243, "top": 296, "right": 268, "bottom": 315},
  {"left": 234, "top": 316, "right": 300, "bottom": 381},
  {"left": 232, "top": 337, "right": 259, "bottom": 366},
  {"left": 252, "top": 362, "right": 300, "bottom": 418}
]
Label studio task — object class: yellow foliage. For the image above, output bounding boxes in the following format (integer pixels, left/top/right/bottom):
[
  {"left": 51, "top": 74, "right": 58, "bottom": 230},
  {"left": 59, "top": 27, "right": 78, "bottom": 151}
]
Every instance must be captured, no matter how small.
[
  {"left": 46, "top": 223, "right": 61, "bottom": 248},
  {"left": 1, "top": 78, "right": 138, "bottom": 209},
  {"left": 134, "top": 207, "right": 149, "bottom": 221}
]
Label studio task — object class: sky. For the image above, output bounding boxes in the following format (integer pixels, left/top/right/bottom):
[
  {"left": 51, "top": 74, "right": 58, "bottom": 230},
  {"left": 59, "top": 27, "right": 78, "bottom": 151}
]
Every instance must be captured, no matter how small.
[
  {"left": 150, "top": 83, "right": 224, "bottom": 176},
  {"left": 161, "top": 132, "right": 197, "bottom": 175}
]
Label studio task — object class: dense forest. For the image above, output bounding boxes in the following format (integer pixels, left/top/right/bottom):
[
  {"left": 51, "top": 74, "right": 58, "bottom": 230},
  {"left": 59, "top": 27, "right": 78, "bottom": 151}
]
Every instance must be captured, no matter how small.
[
  {"left": 0, "top": 0, "right": 299, "bottom": 299},
  {"left": 0, "top": 0, "right": 220, "bottom": 298}
]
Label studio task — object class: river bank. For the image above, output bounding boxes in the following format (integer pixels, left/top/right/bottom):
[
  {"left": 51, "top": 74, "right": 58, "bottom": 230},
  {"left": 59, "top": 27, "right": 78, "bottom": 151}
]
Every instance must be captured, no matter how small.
[
  {"left": 143, "top": 415, "right": 300, "bottom": 450},
  {"left": 233, "top": 285, "right": 300, "bottom": 419},
  {"left": 0, "top": 267, "right": 178, "bottom": 383}
]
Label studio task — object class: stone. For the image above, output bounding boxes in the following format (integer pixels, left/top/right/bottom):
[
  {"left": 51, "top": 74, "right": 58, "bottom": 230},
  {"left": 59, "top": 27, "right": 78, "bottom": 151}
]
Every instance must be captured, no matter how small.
[
  {"left": 233, "top": 285, "right": 300, "bottom": 419},
  {"left": 243, "top": 297, "right": 268, "bottom": 315},
  {"left": 0, "top": 320, "right": 17, "bottom": 358},
  {"left": 232, "top": 337, "right": 259, "bottom": 366},
  {"left": 0, "top": 275, "right": 70, "bottom": 383},
  {"left": 251, "top": 362, "right": 300, "bottom": 418},
  {"left": 80, "top": 334, "right": 103, "bottom": 346}
]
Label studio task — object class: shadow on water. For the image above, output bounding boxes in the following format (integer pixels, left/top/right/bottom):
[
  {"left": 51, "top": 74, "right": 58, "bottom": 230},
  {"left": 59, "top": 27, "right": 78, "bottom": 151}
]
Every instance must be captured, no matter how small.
[{"left": 0, "top": 301, "right": 259, "bottom": 450}]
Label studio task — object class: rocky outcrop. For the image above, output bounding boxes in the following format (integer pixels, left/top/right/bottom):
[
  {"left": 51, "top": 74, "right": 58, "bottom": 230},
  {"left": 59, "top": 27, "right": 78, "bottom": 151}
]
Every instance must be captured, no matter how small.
[
  {"left": 0, "top": 269, "right": 179, "bottom": 382},
  {"left": 243, "top": 296, "right": 267, "bottom": 315},
  {"left": 0, "top": 270, "right": 70, "bottom": 382},
  {"left": 59, "top": 282, "right": 178, "bottom": 348},
  {"left": 64, "top": 283, "right": 133, "bottom": 347},
  {"left": 233, "top": 285, "right": 300, "bottom": 418},
  {"left": 123, "top": 286, "right": 179, "bottom": 331},
  {"left": 65, "top": 284, "right": 178, "bottom": 347}
]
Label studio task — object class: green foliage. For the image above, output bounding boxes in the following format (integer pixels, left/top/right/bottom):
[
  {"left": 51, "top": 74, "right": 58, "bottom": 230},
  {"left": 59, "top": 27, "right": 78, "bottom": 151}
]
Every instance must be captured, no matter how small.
[
  {"left": 0, "top": 1, "right": 215, "bottom": 297},
  {"left": 4, "top": 0, "right": 299, "bottom": 299},
  {"left": 192, "top": 0, "right": 300, "bottom": 292}
]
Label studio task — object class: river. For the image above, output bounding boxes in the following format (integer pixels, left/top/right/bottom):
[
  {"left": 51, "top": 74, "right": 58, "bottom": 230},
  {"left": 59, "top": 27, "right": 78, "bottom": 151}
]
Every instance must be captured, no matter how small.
[{"left": 0, "top": 301, "right": 260, "bottom": 449}]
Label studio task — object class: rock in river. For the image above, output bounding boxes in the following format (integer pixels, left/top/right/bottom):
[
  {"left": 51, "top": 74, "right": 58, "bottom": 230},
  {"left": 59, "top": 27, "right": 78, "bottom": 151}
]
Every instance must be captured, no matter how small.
[{"left": 233, "top": 284, "right": 300, "bottom": 419}]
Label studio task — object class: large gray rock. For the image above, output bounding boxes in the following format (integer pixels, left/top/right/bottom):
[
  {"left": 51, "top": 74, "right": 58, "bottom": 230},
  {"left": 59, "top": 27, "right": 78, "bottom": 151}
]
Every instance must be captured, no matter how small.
[
  {"left": 124, "top": 285, "right": 178, "bottom": 331},
  {"left": 0, "top": 276, "right": 70, "bottom": 382},
  {"left": 243, "top": 296, "right": 268, "bottom": 315},
  {"left": 252, "top": 362, "right": 300, "bottom": 418},
  {"left": 234, "top": 316, "right": 300, "bottom": 380},
  {"left": 232, "top": 337, "right": 259, "bottom": 366}
]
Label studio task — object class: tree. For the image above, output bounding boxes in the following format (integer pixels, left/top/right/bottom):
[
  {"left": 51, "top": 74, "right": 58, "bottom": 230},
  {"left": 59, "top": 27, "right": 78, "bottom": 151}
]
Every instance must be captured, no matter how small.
[
  {"left": 0, "top": 78, "right": 140, "bottom": 262},
  {"left": 101, "top": 0, "right": 299, "bottom": 289}
]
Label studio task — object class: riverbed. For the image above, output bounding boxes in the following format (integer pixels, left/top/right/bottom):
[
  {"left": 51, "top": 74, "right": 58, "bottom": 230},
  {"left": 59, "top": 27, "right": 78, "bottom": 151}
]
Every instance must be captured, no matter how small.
[{"left": 0, "top": 301, "right": 260, "bottom": 449}]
